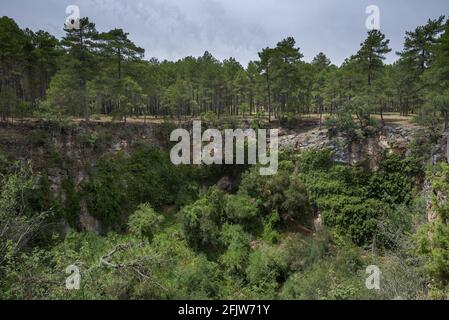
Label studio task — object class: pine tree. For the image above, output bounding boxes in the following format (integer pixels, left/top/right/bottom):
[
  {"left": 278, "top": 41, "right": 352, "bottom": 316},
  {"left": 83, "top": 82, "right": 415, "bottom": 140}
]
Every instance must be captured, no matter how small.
[
  {"left": 0, "top": 17, "right": 27, "bottom": 121},
  {"left": 272, "top": 37, "right": 303, "bottom": 120},
  {"left": 257, "top": 47, "right": 276, "bottom": 122},
  {"left": 61, "top": 17, "right": 99, "bottom": 120},
  {"left": 397, "top": 16, "right": 445, "bottom": 113},
  {"left": 98, "top": 28, "right": 144, "bottom": 80},
  {"left": 424, "top": 19, "right": 449, "bottom": 130},
  {"left": 399, "top": 16, "right": 445, "bottom": 73},
  {"left": 356, "top": 30, "right": 391, "bottom": 87},
  {"left": 312, "top": 52, "right": 331, "bottom": 72}
]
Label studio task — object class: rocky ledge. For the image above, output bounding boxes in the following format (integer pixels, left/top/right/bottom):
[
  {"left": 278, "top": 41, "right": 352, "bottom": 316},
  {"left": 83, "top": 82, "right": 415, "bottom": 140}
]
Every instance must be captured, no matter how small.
[{"left": 279, "top": 125, "right": 419, "bottom": 169}]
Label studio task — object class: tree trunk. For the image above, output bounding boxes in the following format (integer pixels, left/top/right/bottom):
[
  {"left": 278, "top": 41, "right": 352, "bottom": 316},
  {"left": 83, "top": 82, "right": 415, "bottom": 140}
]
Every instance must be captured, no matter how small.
[{"left": 266, "top": 73, "right": 271, "bottom": 123}]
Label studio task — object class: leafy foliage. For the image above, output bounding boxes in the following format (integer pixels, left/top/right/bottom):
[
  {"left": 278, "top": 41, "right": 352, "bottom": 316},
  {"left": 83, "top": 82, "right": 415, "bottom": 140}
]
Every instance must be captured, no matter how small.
[
  {"left": 128, "top": 204, "right": 164, "bottom": 240},
  {"left": 1, "top": 13, "right": 449, "bottom": 301}
]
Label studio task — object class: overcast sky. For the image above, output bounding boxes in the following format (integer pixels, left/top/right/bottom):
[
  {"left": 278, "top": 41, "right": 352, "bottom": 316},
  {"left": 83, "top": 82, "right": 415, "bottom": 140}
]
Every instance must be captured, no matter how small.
[{"left": 1, "top": 0, "right": 448, "bottom": 66}]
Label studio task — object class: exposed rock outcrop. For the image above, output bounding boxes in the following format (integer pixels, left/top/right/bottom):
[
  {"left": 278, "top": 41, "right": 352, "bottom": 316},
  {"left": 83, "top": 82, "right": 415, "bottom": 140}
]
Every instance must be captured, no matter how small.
[
  {"left": 279, "top": 125, "right": 418, "bottom": 168},
  {"left": 422, "top": 133, "right": 449, "bottom": 223},
  {"left": 217, "top": 176, "right": 233, "bottom": 191},
  {"left": 2, "top": 120, "right": 443, "bottom": 231}
]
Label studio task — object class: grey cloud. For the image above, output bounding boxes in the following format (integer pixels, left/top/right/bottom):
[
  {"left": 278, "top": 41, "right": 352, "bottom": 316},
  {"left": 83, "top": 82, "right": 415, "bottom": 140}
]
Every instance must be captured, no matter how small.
[{"left": 1, "top": 0, "right": 449, "bottom": 66}]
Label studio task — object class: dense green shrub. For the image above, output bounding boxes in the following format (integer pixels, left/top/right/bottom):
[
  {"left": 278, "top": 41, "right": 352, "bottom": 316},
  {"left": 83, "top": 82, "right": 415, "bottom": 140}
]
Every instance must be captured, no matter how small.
[
  {"left": 82, "top": 153, "right": 129, "bottom": 227},
  {"left": 218, "top": 115, "right": 239, "bottom": 129},
  {"left": 224, "top": 194, "right": 258, "bottom": 222},
  {"left": 180, "top": 187, "right": 224, "bottom": 250},
  {"left": 28, "top": 174, "right": 61, "bottom": 218},
  {"left": 366, "top": 154, "right": 415, "bottom": 205},
  {"left": 128, "top": 203, "right": 164, "bottom": 240},
  {"left": 174, "top": 255, "right": 222, "bottom": 299},
  {"left": 281, "top": 262, "right": 362, "bottom": 300},
  {"left": 280, "top": 234, "right": 368, "bottom": 300},
  {"left": 281, "top": 231, "right": 333, "bottom": 273},
  {"left": 61, "top": 178, "right": 80, "bottom": 227},
  {"left": 219, "top": 224, "right": 251, "bottom": 276},
  {"left": 155, "top": 119, "right": 179, "bottom": 149},
  {"left": 325, "top": 96, "right": 378, "bottom": 139},
  {"left": 416, "top": 163, "right": 449, "bottom": 297},
  {"left": 126, "top": 146, "right": 183, "bottom": 208},
  {"left": 406, "top": 128, "right": 436, "bottom": 176},
  {"left": 77, "top": 131, "right": 99, "bottom": 148},
  {"left": 319, "top": 195, "right": 389, "bottom": 246},
  {"left": 262, "top": 211, "right": 281, "bottom": 244},
  {"left": 297, "top": 148, "right": 334, "bottom": 173},
  {"left": 299, "top": 150, "right": 415, "bottom": 247},
  {"left": 239, "top": 160, "right": 312, "bottom": 224},
  {"left": 245, "top": 244, "right": 285, "bottom": 298},
  {"left": 82, "top": 145, "right": 194, "bottom": 228},
  {"left": 200, "top": 111, "right": 217, "bottom": 128}
]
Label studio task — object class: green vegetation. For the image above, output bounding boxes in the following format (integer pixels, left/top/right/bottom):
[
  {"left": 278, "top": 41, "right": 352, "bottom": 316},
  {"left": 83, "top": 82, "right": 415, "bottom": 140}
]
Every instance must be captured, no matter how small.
[
  {"left": 2, "top": 13, "right": 449, "bottom": 301},
  {"left": 0, "top": 141, "right": 440, "bottom": 300},
  {"left": 416, "top": 163, "right": 449, "bottom": 298},
  {"left": 0, "top": 15, "right": 449, "bottom": 131}
]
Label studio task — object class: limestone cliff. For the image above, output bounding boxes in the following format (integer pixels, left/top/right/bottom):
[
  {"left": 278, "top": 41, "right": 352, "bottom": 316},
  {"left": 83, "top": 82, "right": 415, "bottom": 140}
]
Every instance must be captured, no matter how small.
[{"left": 279, "top": 125, "right": 419, "bottom": 169}]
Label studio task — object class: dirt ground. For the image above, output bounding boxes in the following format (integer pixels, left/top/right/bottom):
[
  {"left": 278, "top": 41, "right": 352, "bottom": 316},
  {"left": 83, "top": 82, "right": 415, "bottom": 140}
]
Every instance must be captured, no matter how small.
[{"left": 5, "top": 112, "right": 416, "bottom": 129}]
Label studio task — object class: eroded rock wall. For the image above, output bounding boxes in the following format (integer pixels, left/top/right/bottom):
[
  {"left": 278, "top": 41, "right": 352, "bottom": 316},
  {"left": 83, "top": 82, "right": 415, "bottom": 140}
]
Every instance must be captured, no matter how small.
[{"left": 279, "top": 125, "right": 418, "bottom": 169}]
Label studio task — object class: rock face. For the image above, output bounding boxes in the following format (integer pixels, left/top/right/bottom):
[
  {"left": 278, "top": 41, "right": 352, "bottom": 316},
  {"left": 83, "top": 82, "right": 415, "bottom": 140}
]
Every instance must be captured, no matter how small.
[
  {"left": 279, "top": 125, "right": 417, "bottom": 169},
  {"left": 430, "top": 132, "right": 449, "bottom": 165},
  {"left": 423, "top": 179, "right": 438, "bottom": 223},
  {"left": 0, "top": 121, "right": 163, "bottom": 234},
  {"left": 280, "top": 124, "right": 449, "bottom": 225},
  {"left": 423, "top": 134, "right": 449, "bottom": 223},
  {"left": 217, "top": 176, "right": 233, "bottom": 191},
  {"left": 1, "top": 120, "right": 441, "bottom": 231},
  {"left": 313, "top": 214, "right": 323, "bottom": 232},
  {"left": 79, "top": 201, "right": 102, "bottom": 233}
]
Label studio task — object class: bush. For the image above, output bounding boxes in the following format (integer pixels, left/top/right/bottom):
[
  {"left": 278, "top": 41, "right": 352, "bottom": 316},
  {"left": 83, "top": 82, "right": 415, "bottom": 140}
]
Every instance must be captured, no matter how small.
[
  {"left": 128, "top": 203, "right": 164, "bottom": 239},
  {"left": 406, "top": 128, "right": 436, "bottom": 176},
  {"left": 83, "top": 145, "right": 188, "bottom": 228},
  {"left": 78, "top": 132, "right": 99, "bottom": 148},
  {"left": 319, "top": 195, "right": 388, "bottom": 246},
  {"left": 0, "top": 164, "right": 48, "bottom": 265},
  {"left": 280, "top": 238, "right": 366, "bottom": 300},
  {"left": 0, "top": 152, "right": 10, "bottom": 174},
  {"left": 61, "top": 178, "right": 80, "bottom": 227},
  {"left": 218, "top": 115, "right": 239, "bottom": 129},
  {"left": 325, "top": 96, "right": 378, "bottom": 138},
  {"left": 282, "top": 231, "right": 333, "bottom": 273},
  {"left": 174, "top": 255, "right": 222, "bottom": 299},
  {"left": 298, "top": 148, "right": 334, "bottom": 173},
  {"left": 200, "top": 111, "right": 217, "bottom": 128},
  {"left": 299, "top": 150, "right": 415, "bottom": 247},
  {"left": 219, "top": 224, "right": 251, "bottom": 275},
  {"left": 250, "top": 112, "right": 265, "bottom": 130},
  {"left": 82, "top": 153, "right": 128, "bottom": 227},
  {"left": 262, "top": 211, "right": 281, "bottom": 244},
  {"left": 416, "top": 163, "right": 449, "bottom": 293},
  {"left": 280, "top": 112, "right": 298, "bottom": 129},
  {"left": 239, "top": 161, "right": 312, "bottom": 224},
  {"left": 224, "top": 194, "right": 258, "bottom": 222},
  {"left": 180, "top": 187, "right": 224, "bottom": 250},
  {"left": 366, "top": 154, "right": 415, "bottom": 205},
  {"left": 245, "top": 244, "right": 284, "bottom": 296},
  {"left": 281, "top": 265, "right": 361, "bottom": 300}
]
